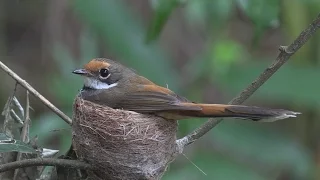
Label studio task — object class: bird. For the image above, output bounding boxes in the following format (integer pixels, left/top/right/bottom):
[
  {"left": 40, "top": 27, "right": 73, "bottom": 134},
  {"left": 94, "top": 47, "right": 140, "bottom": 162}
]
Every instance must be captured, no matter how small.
[{"left": 72, "top": 58, "right": 300, "bottom": 122}]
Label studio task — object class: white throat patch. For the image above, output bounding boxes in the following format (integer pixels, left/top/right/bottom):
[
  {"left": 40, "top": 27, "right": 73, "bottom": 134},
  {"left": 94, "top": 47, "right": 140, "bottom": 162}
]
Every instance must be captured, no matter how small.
[{"left": 84, "top": 77, "right": 118, "bottom": 89}]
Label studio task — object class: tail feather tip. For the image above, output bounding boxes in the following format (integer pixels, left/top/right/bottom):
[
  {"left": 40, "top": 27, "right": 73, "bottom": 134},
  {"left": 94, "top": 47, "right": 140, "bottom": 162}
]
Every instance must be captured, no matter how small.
[
  {"left": 260, "top": 111, "right": 301, "bottom": 122},
  {"left": 282, "top": 111, "right": 301, "bottom": 118},
  {"left": 264, "top": 111, "right": 301, "bottom": 122}
]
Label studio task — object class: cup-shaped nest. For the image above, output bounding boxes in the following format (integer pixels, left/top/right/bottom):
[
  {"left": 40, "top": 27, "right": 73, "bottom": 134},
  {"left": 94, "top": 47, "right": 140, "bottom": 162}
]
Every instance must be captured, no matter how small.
[{"left": 72, "top": 97, "right": 179, "bottom": 180}]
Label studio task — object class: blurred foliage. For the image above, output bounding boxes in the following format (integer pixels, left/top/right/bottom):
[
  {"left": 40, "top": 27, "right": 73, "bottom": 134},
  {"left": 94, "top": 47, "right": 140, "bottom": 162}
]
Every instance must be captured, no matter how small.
[
  {"left": 146, "top": 0, "right": 180, "bottom": 42},
  {"left": 1, "top": 0, "right": 320, "bottom": 179},
  {"left": 217, "top": 62, "right": 320, "bottom": 105},
  {"left": 73, "top": 0, "right": 179, "bottom": 89},
  {"left": 238, "top": 0, "right": 280, "bottom": 46}
]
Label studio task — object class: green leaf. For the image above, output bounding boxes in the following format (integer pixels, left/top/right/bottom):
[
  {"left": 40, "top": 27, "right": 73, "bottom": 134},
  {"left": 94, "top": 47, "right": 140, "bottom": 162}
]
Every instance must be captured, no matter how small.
[
  {"left": 146, "top": 0, "right": 180, "bottom": 42},
  {"left": 0, "top": 133, "right": 37, "bottom": 154},
  {"left": 0, "top": 133, "right": 14, "bottom": 143}
]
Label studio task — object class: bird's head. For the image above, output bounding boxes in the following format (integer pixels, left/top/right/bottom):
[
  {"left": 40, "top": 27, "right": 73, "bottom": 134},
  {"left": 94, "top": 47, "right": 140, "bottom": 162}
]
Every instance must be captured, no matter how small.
[{"left": 72, "top": 58, "right": 129, "bottom": 90}]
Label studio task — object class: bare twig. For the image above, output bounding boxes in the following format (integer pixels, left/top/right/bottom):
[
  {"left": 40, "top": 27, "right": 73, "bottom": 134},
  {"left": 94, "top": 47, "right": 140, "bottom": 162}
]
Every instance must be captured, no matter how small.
[
  {"left": 21, "top": 91, "right": 30, "bottom": 143},
  {"left": 12, "top": 97, "right": 24, "bottom": 118},
  {"left": 177, "top": 13, "right": 320, "bottom": 148},
  {"left": 13, "top": 91, "right": 31, "bottom": 180},
  {"left": 0, "top": 83, "right": 18, "bottom": 180},
  {"left": 0, "top": 158, "right": 94, "bottom": 173},
  {"left": 9, "top": 110, "right": 23, "bottom": 125},
  {"left": 0, "top": 61, "right": 72, "bottom": 125},
  {"left": 2, "top": 82, "right": 18, "bottom": 133}
]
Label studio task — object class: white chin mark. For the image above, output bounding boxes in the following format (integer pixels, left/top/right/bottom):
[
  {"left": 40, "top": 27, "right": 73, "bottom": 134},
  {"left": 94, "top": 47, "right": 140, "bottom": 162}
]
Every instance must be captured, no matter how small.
[{"left": 84, "top": 78, "right": 117, "bottom": 89}]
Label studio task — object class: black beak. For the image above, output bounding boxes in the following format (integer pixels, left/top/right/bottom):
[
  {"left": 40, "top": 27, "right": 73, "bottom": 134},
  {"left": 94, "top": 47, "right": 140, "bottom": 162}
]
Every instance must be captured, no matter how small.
[{"left": 72, "top": 69, "right": 88, "bottom": 75}]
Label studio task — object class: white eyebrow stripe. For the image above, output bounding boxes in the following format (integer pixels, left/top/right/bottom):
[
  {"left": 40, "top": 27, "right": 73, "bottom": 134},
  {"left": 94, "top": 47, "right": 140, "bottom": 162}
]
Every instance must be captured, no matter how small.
[{"left": 84, "top": 77, "right": 118, "bottom": 89}]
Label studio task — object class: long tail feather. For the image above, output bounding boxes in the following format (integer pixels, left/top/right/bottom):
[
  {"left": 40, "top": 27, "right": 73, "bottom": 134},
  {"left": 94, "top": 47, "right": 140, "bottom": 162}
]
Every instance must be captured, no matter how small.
[{"left": 179, "top": 103, "right": 300, "bottom": 122}]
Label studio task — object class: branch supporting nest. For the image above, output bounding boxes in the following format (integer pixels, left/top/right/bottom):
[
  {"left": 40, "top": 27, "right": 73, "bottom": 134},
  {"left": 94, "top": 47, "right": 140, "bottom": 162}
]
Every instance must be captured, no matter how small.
[{"left": 176, "top": 13, "right": 320, "bottom": 149}]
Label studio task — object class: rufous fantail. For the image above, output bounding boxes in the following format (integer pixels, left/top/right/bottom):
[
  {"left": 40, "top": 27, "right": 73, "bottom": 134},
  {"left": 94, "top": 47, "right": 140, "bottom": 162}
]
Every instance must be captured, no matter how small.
[{"left": 72, "top": 58, "right": 300, "bottom": 121}]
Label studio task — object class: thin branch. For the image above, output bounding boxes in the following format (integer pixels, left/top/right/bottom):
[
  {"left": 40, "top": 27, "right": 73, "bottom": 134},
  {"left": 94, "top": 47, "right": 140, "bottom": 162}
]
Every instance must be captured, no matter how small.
[
  {"left": 9, "top": 110, "right": 23, "bottom": 125},
  {"left": 0, "top": 61, "right": 72, "bottom": 125},
  {"left": 0, "top": 158, "right": 93, "bottom": 173},
  {"left": 13, "top": 91, "right": 31, "bottom": 180},
  {"left": 177, "top": 13, "right": 320, "bottom": 148},
  {"left": 12, "top": 97, "right": 24, "bottom": 118},
  {"left": 2, "top": 82, "right": 18, "bottom": 132},
  {"left": 0, "top": 83, "right": 18, "bottom": 180},
  {"left": 21, "top": 91, "right": 30, "bottom": 143}
]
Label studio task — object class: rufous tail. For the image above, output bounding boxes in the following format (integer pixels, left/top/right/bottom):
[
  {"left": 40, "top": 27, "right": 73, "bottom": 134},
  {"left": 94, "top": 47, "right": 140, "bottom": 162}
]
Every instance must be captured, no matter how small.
[{"left": 179, "top": 103, "right": 300, "bottom": 122}]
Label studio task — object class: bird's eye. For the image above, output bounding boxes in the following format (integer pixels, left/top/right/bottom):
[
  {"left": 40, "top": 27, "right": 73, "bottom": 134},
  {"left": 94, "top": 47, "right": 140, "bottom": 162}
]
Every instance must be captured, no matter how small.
[{"left": 99, "top": 68, "right": 110, "bottom": 78}]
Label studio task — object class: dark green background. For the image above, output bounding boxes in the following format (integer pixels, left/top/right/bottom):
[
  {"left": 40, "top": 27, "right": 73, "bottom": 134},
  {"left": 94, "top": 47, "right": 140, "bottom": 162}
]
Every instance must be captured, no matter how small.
[{"left": 0, "top": 0, "right": 319, "bottom": 179}]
